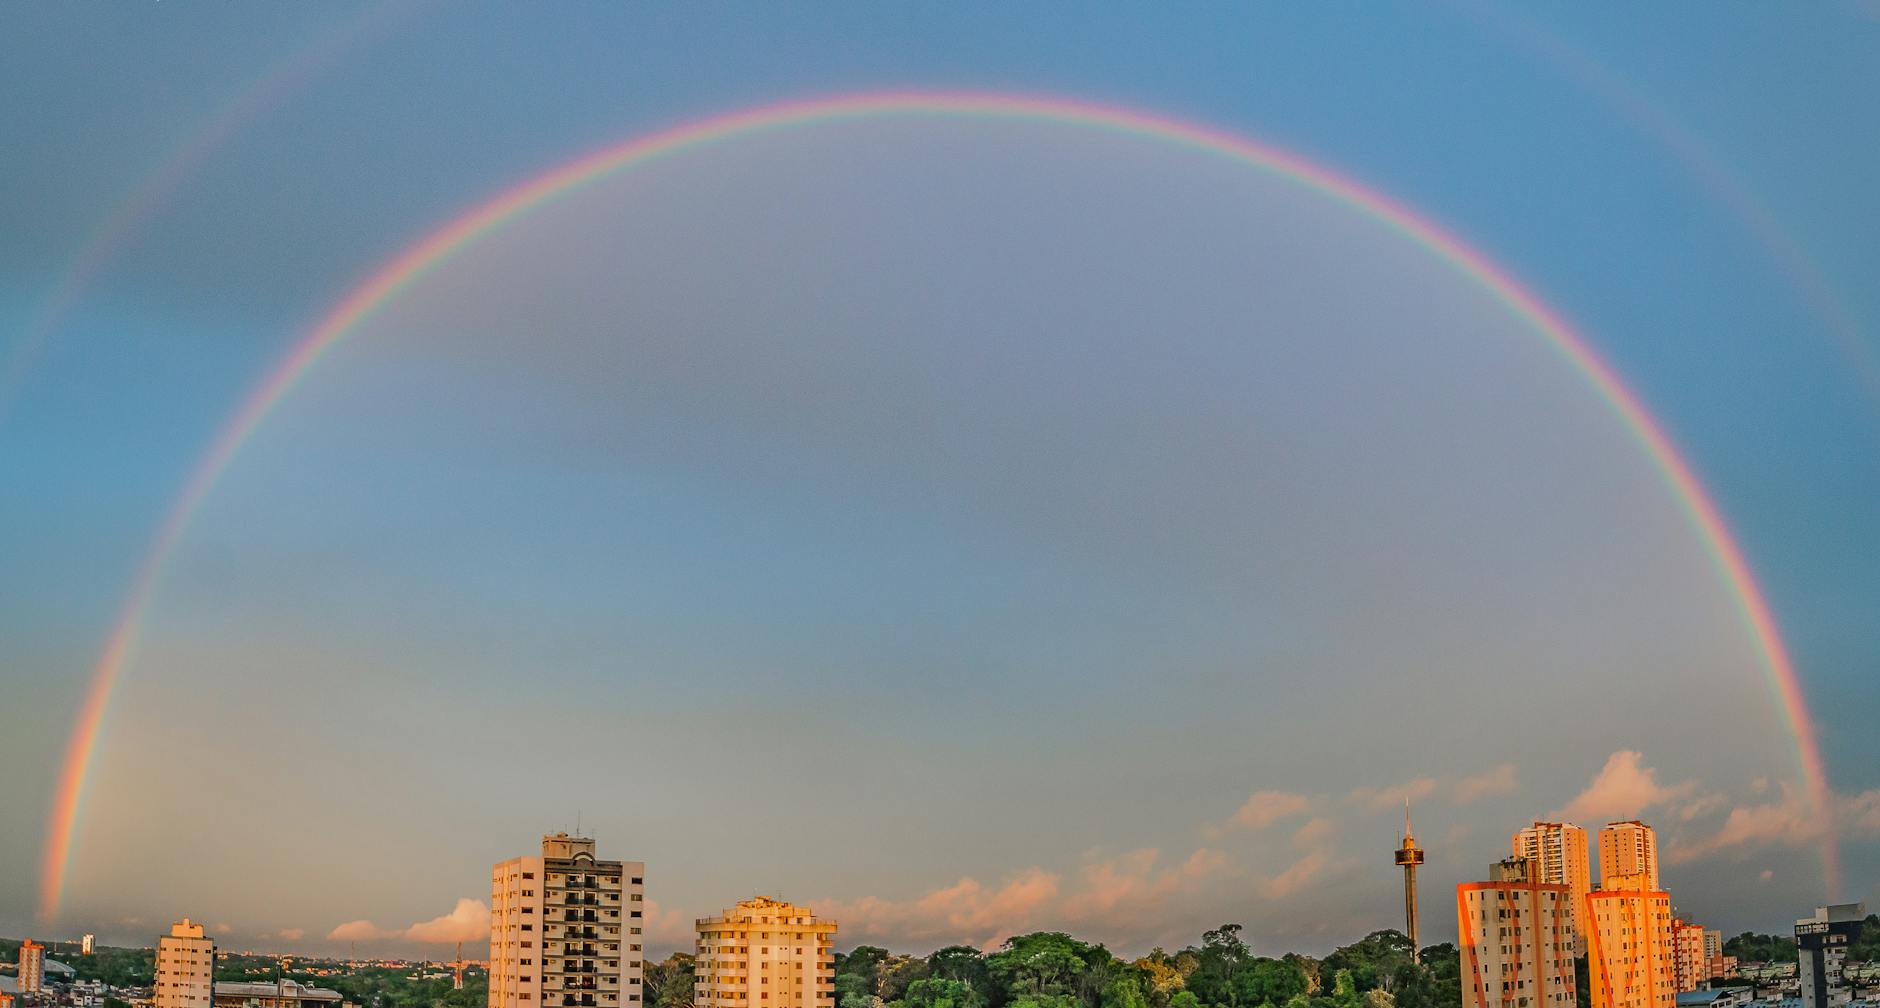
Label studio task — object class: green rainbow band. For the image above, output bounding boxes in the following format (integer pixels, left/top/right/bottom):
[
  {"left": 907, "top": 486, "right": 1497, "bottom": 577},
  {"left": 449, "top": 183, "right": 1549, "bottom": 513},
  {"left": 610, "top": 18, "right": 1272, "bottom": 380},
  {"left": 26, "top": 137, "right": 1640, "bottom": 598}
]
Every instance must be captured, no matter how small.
[{"left": 38, "top": 90, "right": 1835, "bottom": 920}]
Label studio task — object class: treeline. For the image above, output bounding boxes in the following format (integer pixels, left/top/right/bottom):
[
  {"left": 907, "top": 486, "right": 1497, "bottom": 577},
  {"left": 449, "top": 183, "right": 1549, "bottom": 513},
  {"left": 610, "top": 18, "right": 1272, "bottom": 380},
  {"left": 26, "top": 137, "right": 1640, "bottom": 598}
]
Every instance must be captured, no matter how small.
[
  {"left": 1724, "top": 914, "right": 1880, "bottom": 964},
  {"left": 643, "top": 926, "right": 1462, "bottom": 1008}
]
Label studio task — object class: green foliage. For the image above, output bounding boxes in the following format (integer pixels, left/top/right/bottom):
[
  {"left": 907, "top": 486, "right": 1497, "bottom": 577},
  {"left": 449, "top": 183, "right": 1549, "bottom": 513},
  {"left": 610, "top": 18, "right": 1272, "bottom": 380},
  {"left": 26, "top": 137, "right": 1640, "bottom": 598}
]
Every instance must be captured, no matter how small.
[
  {"left": 905, "top": 977, "right": 984, "bottom": 1008},
  {"left": 1723, "top": 932, "right": 1796, "bottom": 964},
  {"left": 646, "top": 952, "right": 696, "bottom": 1008},
  {"left": 1847, "top": 915, "right": 1880, "bottom": 963},
  {"left": 986, "top": 933, "right": 1095, "bottom": 1002}
]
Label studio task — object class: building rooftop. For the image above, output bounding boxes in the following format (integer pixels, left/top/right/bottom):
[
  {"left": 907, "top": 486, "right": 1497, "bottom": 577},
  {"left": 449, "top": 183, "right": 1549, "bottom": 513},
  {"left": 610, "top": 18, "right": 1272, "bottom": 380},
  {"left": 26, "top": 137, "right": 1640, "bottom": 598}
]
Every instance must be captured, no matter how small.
[{"left": 213, "top": 981, "right": 342, "bottom": 1003}]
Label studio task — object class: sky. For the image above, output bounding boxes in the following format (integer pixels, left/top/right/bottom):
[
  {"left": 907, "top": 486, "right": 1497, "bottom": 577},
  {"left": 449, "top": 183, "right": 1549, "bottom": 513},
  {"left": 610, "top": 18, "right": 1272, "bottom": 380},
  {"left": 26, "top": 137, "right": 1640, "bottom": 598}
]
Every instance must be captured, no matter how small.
[{"left": 1, "top": 1, "right": 1878, "bottom": 962}]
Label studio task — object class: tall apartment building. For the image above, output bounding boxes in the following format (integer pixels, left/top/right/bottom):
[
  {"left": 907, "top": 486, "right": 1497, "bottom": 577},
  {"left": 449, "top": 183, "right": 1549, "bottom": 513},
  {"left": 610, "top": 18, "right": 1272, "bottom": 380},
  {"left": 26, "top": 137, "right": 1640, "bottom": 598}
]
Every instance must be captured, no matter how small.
[
  {"left": 1457, "top": 858, "right": 1577, "bottom": 1008},
  {"left": 1598, "top": 822, "right": 1659, "bottom": 892},
  {"left": 1585, "top": 874, "right": 1673, "bottom": 1008},
  {"left": 155, "top": 920, "right": 217, "bottom": 1008},
  {"left": 81, "top": 935, "right": 95, "bottom": 957},
  {"left": 695, "top": 897, "right": 837, "bottom": 1008},
  {"left": 1795, "top": 903, "right": 1866, "bottom": 1008},
  {"left": 17, "top": 939, "right": 45, "bottom": 994},
  {"left": 1513, "top": 822, "right": 1591, "bottom": 949},
  {"left": 489, "top": 834, "right": 645, "bottom": 1008},
  {"left": 1671, "top": 920, "right": 1707, "bottom": 992}
]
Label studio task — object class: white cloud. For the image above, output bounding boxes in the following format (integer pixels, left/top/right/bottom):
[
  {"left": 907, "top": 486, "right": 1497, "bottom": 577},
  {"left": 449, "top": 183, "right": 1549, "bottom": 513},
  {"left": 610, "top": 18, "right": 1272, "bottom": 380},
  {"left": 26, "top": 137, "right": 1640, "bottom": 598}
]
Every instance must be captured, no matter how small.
[
  {"left": 1453, "top": 764, "right": 1518, "bottom": 804},
  {"left": 327, "top": 919, "right": 384, "bottom": 942},
  {"left": 326, "top": 898, "right": 493, "bottom": 946},
  {"left": 277, "top": 929, "right": 306, "bottom": 942},
  {"left": 1229, "top": 790, "right": 1312, "bottom": 831},
  {"left": 1667, "top": 786, "right": 1880, "bottom": 863},
  {"left": 404, "top": 899, "right": 489, "bottom": 944},
  {"left": 1349, "top": 776, "right": 1437, "bottom": 813},
  {"left": 1553, "top": 750, "right": 1695, "bottom": 823}
]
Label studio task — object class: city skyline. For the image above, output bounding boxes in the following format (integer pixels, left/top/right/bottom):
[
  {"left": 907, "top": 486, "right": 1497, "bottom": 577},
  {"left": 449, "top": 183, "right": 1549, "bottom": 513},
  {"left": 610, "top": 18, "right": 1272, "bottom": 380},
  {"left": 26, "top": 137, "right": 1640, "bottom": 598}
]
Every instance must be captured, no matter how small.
[{"left": 3, "top": 2, "right": 1878, "bottom": 970}]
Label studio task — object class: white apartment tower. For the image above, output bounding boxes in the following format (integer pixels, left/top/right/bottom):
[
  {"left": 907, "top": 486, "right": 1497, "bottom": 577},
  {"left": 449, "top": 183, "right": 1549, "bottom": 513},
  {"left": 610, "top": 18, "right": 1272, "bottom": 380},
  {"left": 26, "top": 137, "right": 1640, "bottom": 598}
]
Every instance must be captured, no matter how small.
[
  {"left": 489, "top": 834, "right": 645, "bottom": 1008},
  {"left": 1457, "top": 859, "right": 1577, "bottom": 1008},
  {"left": 1513, "top": 821, "right": 1591, "bottom": 950},
  {"left": 695, "top": 897, "right": 837, "bottom": 1008},
  {"left": 1598, "top": 822, "right": 1659, "bottom": 892},
  {"left": 155, "top": 919, "right": 216, "bottom": 1008}
]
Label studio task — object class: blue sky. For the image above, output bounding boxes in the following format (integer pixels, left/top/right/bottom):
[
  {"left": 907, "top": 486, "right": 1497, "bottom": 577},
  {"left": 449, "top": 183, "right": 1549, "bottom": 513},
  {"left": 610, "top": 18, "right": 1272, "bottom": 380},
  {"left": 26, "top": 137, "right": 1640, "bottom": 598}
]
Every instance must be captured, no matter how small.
[{"left": 1, "top": 2, "right": 1877, "bottom": 958}]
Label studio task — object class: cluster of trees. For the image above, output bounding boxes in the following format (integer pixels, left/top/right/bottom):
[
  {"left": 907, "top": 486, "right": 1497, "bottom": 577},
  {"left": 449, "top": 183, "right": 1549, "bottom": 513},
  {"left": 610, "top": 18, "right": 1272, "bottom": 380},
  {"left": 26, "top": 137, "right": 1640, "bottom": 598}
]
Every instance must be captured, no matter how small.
[
  {"left": 644, "top": 926, "right": 1460, "bottom": 1008},
  {"left": 1724, "top": 915, "right": 1880, "bottom": 965}
]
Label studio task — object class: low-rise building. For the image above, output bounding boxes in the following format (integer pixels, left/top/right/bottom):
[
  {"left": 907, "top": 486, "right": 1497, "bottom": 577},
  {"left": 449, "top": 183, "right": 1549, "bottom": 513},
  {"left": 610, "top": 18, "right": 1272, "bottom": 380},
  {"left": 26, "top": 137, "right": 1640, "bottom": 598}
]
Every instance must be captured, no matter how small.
[{"left": 211, "top": 980, "right": 344, "bottom": 1008}]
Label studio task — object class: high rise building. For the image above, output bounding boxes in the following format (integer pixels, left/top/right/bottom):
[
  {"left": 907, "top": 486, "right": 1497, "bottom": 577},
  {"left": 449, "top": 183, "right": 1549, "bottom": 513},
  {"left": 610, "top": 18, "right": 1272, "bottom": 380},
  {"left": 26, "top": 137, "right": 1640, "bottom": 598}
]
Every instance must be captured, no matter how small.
[
  {"left": 1456, "top": 858, "right": 1577, "bottom": 1008},
  {"left": 1396, "top": 802, "right": 1426, "bottom": 963},
  {"left": 1585, "top": 874, "right": 1673, "bottom": 1008},
  {"left": 489, "top": 833, "right": 645, "bottom": 1008},
  {"left": 81, "top": 935, "right": 95, "bottom": 957},
  {"left": 1795, "top": 903, "right": 1866, "bottom": 1008},
  {"left": 1598, "top": 822, "right": 1659, "bottom": 892},
  {"left": 18, "top": 939, "right": 45, "bottom": 994},
  {"left": 694, "top": 897, "right": 836, "bottom": 1008},
  {"left": 1513, "top": 821, "right": 1591, "bottom": 950},
  {"left": 1672, "top": 920, "right": 1707, "bottom": 992},
  {"left": 155, "top": 920, "right": 216, "bottom": 1008}
]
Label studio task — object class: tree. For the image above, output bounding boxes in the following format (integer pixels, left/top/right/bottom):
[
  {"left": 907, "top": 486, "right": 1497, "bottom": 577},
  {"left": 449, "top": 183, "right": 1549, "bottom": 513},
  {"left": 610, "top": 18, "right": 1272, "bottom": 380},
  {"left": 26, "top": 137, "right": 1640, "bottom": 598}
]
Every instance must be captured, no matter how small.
[
  {"left": 988, "top": 934, "right": 1093, "bottom": 1003},
  {"left": 645, "top": 953, "right": 696, "bottom": 1008},
  {"left": 1186, "top": 925, "right": 1252, "bottom": 1007},
  {"left": 906, "top": 978, "right": 984, "bottom": 1008},
  {"left": 1232, "top": 958, "right": 1307, "bottom": 1008}
]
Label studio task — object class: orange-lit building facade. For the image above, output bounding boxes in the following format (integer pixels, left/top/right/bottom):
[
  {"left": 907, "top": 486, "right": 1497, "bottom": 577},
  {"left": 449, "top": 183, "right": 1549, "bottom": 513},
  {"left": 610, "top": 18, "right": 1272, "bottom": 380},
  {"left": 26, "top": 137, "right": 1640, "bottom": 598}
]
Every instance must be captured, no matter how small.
[
  {"left": 1458, "top": 859, "right": 1577, "bottom": 1008},
  {"left": 17, "top": 939, "right": 45, "bottom": 995},
  {"left": 1586, "top": 874, "right": 1674, "bottom": 1008},
  {"left": 694, "top": 897, "right": 836, "bottom": 1008},
  {"left": 1514, "top": 822, "right": 1591, "bottom": 950},
  {"left": 1672, "top": 921, "right": 1707, "bottom": 992},
  {"left": 1598, "top": 822, "right": 1659, "bottom": 892}
]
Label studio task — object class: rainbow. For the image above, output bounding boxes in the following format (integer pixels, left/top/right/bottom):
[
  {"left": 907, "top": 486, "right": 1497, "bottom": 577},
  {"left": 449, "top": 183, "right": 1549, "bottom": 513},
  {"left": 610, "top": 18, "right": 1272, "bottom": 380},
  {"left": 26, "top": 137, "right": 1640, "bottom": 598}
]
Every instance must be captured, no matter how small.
[
  {"left": 0, "top": 3, "right": 426, "bottom": 425},
  {"left": 37, "top": 90, "right": 1836, "bottom": 918}
]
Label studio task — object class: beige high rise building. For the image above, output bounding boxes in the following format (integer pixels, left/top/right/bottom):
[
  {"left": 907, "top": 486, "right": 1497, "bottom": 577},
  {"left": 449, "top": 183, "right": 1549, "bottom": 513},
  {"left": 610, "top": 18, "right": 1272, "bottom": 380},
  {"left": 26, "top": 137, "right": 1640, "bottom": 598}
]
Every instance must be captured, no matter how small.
[
  {"left": 1457, "top": 859, "right": 1577, "bottom": 1008},
  {"left": 17, "top": 939, "right": 45, "bottom": 995},
  {"left": 489, "top": 834, "right": 646, "bottom": 1008},
  {"left": 155, "top": 920, "right": 216, "bottom": 1008},
  {"left": 1671, "top": 921, "right": 1707, "bottom": 992},
  {"left": 1585, "top": 874, "right": 1674, "bottom": 1008},
  {"left": 1513, "top": 821, "right": 1591, "bottom": 949},
  {"left": 695, "top": 897, "right": 836, "bottom": 1008},
  {"left": 1598, "top": 822, "right": 1659, "bottom": 892}
]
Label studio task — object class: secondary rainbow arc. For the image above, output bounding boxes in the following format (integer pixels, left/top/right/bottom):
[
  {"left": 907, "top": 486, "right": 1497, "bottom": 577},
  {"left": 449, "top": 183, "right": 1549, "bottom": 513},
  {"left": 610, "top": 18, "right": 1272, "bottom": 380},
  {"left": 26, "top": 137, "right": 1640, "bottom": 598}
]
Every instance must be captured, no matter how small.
[{"left": 38, "top": 90, "right": 1836, "bottom": 920}]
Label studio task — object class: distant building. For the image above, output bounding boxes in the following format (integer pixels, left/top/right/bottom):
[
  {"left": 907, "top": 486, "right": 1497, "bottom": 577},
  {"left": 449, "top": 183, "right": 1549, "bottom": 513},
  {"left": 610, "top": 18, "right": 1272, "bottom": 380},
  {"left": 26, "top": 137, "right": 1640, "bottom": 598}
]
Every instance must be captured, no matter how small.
[
  {"left": 1514, "top": 821, "right": 1592, "bottom": 950},
  {"left": 1795, "top": 903, "right": 1865, "bottom": 1008},
  {"left": 81, "top": 936, "right": 95, "bottom": 957},
  {"left": 1457, "top": 858, "right": 1577, "bottom": 1008},
  {"left": 695, "top": 897, "right": 836, "bottom": 1008},
  {"left": 489, "top": 833, "right": 645, "bottom": 1008},
  {"left": 18, "top": 940, "right": 45, "bottom": 995},
  {"left": 1586, "top": 873, "right": 1674, "bottom": 1008},
  {"left": 211, "top": 980, "right": 343, "bottom": 1008},
  {"left": 1598, "top": 821, "right": 1659, "bottom": 892},
  {"left": 1673, "top": 920, "right": 1707, "bottom": 992},
  {"left": 155, "top": 919, "right": 216, "bottom": 1008},
  {"left": 1674, "top": 990, "right": 1754, "bottom": 1008}
]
